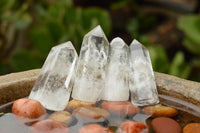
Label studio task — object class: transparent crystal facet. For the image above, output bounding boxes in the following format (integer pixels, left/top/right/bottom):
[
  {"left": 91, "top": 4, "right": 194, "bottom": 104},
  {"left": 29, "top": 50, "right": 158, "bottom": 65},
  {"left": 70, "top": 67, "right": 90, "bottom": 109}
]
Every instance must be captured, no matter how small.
[
  {"left": 29, "top": 41, "right": 78, "bottom": 111},
  {"left": 103, "top": 37, "right": 129, "bottom": 101},
  {"left": 129, "top": 39, "right": 159, "bottom": 106},
  {"left": 72, "top": 25, "right": 109, "bottom": 102}
]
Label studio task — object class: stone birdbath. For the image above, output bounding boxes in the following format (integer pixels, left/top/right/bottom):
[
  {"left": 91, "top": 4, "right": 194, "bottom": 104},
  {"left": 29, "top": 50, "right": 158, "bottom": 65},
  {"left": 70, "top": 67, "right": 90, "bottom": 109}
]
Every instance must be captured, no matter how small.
[{"left": 0, "top": 69, "right": 200, "bottom": 107}]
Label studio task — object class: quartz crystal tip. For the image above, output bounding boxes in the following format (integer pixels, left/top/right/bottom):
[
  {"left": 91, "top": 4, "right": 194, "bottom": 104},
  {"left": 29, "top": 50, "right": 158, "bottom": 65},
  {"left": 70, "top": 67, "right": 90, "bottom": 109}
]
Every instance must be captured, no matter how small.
[
  {"left": 130, "top": 39, "right": 145, "bottom": 51},
  {"left": 103, "top": 37, "right": 129, "bottom": 101},
  {"left": 129, "top": 39, "right": 159, "bottom": 106},
  {"left": 110, "top": 37, "right": 126, "bottom": 48},
  {"left": 85, "top": 25, "right": 107, "bottom": 39},
  {"left": 72, "top": 26, "right": 109, "bottom": 102},
  {"left": 29, "top": 41, "right": 78, "bottom": 111}
]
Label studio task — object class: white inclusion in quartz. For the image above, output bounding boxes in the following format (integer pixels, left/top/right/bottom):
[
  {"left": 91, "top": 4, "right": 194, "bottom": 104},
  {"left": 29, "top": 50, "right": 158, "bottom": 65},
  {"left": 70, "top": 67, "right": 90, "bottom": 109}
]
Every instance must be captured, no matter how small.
[
  {"left": 103, "top": 37, "right": 129, "bottom": 101},
  {"left": 29, "top": 41, "right": 78, "bottom": 111},
  {"left": 129, "top": 39, "right": 159, "bottom": 106},
  {"left": 72, "top": 25, "right": 109, "bottom": 102}
]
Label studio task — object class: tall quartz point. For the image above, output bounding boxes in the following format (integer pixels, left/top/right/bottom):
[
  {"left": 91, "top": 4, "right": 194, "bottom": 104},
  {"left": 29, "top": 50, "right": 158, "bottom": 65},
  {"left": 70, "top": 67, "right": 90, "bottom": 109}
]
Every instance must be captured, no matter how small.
[
  {"left": 129, "top": 39, "right": 159, "bottom": 106},
  {"left": 72, "top": 25, "right": 109, "bottom": 102},
  {"left": 29, "top": 42, "right": 78, "bottom": 111},
  {"left": 103, "top": 37, "right": 129, "bottom": 101}
]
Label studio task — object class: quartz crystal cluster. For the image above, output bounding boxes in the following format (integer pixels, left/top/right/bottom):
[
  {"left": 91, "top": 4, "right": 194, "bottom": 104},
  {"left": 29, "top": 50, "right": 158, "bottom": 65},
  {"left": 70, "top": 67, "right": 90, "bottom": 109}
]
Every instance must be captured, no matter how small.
[{"left": 29, "top": 25, "right": 159, "bottom": 111}]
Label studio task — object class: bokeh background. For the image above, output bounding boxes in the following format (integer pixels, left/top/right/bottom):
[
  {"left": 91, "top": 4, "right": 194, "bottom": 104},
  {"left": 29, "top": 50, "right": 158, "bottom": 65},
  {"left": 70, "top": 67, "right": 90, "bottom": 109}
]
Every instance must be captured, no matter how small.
[{"left": 0, "top": 0, "right": 200, "bottom": 81}]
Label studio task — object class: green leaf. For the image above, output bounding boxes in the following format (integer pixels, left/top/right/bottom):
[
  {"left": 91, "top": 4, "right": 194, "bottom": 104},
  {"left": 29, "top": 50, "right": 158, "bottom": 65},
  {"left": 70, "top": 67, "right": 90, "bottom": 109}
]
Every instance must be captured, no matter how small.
[
  {"left": 45, "top": 20, "right": 64, "bottom": 42},
  {"left": 0, "top": 63, "right": 10, "bottom": 75},
  {"left": 63, "top": 5, "right": 78, "bottom": 27},
  {"left": 47, "top": 3, "right": 66, "bottom": 21},
  {"left": 1, "top": 3, "right": 28, "bottom": 22},
  {"left": 14, "top": 13, "right": 32, "bottom": 29},
  {"left": 183, "top": 37, "right": 200, "bottom": 54},
  {"left": 111, "top": 0, "right": 136, "bottom": 10},
  {"left": 191, "top": 57, "right": 200, "bottom": 68},
  {"left": 11, "top": 50, "right": 44, "bottom": 72},
  {"left": 30, "top": 27, "right": 54, "bottom": 54},
  {"left": 127, "top": 18, "right": 139, "bottom": 38},
  {"left": 111, "top": 0, "right": 129, "bottom": 10},
  {"left": 148, "top": 46, "right": 169, "bottom": 73},
  {"left": 169, "top": 51, "right": 191, "bottom": 79},
  {"left": 178, "top": 15, "right": 200, "bottom": 44},
  {"left": 82, "top": 8, "right": 112, "bottom": 36},
  {"left": 0, "top": 0, "right": 15, "bottom": 14}
]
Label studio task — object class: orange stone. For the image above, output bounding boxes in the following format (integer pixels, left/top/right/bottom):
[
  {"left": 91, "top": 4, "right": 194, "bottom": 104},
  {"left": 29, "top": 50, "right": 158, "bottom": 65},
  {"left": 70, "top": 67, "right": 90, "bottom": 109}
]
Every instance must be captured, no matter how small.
[
  {"left": 73, "top": 107, "right": 109, "bottom": 122},
  {"left": 183, "top": 123, "right": 200, "bottom": 133},
  {"left": 65, "top": 99, "right": 96, "bottom": 111},
  {"left": 30, "top": 119, "right": 70, "bottom": 133},
  {"left": 79, "top": 124, "right": 114, "bottom": 133},
  {"left": 101, "top": 101, "right": 139, "bottom": 116},
  {"left": 151, "top": 117, "right": 182, "bottom": 133},
  {"left": 119, "top": 121, "right": 148, "bottom": 133},
  {"left": 143, "top": 105, "right": 178, "bottom": 118},
  {"left": 12, "top": 98, "right": 46, "bottom": 119}
]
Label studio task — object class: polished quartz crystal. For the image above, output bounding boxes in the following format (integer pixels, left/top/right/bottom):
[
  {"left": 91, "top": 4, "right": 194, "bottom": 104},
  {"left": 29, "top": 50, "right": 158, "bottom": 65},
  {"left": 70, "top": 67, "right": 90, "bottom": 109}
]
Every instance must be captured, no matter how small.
[
  {"left": 72, "top": 25, "right": 109, "bottom": 102},
  {"left": 129, "top": 39, "right": 159, "bottom": 106},
  {"left": 29, "top": 41, "right": 78, "bottom": 111},
  {"left": 103, "top": 37, "right": 129, "bottom": 101}
]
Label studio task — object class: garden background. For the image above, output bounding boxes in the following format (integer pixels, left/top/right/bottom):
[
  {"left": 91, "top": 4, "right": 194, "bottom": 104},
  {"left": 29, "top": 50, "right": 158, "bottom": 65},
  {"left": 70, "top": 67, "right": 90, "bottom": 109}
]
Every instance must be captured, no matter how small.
[{"left": 0, "top": 0, "right": 200, "bottom": 81}]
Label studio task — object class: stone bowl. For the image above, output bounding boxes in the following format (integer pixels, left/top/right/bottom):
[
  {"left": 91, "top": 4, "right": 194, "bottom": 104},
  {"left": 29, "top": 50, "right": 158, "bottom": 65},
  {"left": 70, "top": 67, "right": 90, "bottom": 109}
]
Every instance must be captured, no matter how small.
[{"left": 0, "top": 69, "right": 200, "bottom": 115}]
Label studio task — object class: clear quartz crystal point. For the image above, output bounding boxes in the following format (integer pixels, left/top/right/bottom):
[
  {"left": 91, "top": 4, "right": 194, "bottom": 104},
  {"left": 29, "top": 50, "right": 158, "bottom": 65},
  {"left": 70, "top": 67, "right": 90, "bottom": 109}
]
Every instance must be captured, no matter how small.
[
  {"left": 29, "top": 41, "right": 78, "bottom": 111},
  {"left": 129, "top": 39, "right": 159, "bottom": 106},
  {"left": 72, "top": 25, "right": 109, "bottom": 102},
  {"left": 103, "top": 37, "right": 129, "bottom": 101}
]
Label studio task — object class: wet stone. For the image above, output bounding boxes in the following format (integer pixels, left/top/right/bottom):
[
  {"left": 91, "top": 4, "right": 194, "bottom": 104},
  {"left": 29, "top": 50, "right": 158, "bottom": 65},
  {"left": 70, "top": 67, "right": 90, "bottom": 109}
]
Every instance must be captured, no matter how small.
[
  {"left": 12, "top": 98, "right": 46, "bottom": 119},
  {"left": 151, "top": 117, "right": 182, "bottom": 133},
  {"left": 49, "top": 111, "right": 73, "bottom": 124},
  {"left": 118, "top": 121, "right": 148, "bottom": 133},
  {"left": 79, "top": 124, "right": 114, "bottom": 133},
  {"left": 183, "top": 123, "right": 200, "bottom": 133},
  {"left": 143, "top": 105, "right": 178, "bottom": 118},
  {"left": 72, "top": 107, "right": 110, "bottom": 122},
  {"left": 65, "top": 99, "right": 96, "bottom": 111},
  {"left": 29, "top": 41, "right": 78, "bottom": 111},
  {"left": 101, "top": 101, "right": 139, "bottom": 116},
  {"left": 29, "top": 119, "right": 70, "bottom": 133}
]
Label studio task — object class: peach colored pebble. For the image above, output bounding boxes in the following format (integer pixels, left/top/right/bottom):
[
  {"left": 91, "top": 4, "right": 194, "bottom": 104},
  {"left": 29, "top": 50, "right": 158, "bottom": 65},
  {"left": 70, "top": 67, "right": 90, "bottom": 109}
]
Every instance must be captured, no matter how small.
[
  {"left": 49, "top": 111, "right": 72, "bottom": 124},
  {"left": 66, "top": 99, "right": 96, "bottom": 111},
  {"left": 79, "top": 124, "right": 114, "bottom": 133},
  {"left": 143, "top": 105, "right": 178, "bottom": 118},
  {"left": 183, "top": 123, "right": 200, "bottom": 133},
  {"left": 12, "top": 98, "right": 46, "bottom": 119},
  {"left": 119, "top": 121, "right": 148, "bottom": 133},
  {"left": 73, "top": 107, "right": 109, "bottom": 122},
  {"left": 29, "top": 119, "right": 69, "bottom": 133},
  {"left": 101, "top": 101, "right": 139, "bottom": 116},
  {"left": 151, "top": 117, "right": 182, "bottom": 133}
]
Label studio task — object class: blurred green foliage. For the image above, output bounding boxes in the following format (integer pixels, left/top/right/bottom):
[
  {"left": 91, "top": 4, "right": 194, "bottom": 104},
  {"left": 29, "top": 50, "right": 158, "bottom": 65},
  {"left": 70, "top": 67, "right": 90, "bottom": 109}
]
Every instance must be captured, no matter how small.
[
  {"left": 0, "top": 0, "right": 111, "bottom": 73},
  {"left": 178, "top": 15, "right": 200, "bottom": 54},
  {"left": 0, "top": 0, "right": 200, "bottom": 81},
  {"left": 0, "top": 0, "right": 32, "bottom": 30}
]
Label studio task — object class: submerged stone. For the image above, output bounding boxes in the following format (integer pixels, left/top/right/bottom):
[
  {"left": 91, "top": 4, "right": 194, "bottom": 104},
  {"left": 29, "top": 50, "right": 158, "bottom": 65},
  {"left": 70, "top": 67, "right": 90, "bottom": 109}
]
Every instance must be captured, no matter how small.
[
  {"left": 129, "top": 39, "right": 159, "bottom": 106},
  {"left": 103, "top": 37, "right": 129, "bottom": 101},
  {"left": 29, "top": 41, "right": 78, "bottom": 111},
  {"left": 72, "top": 25, "right": 109, "bottom": 102}
]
